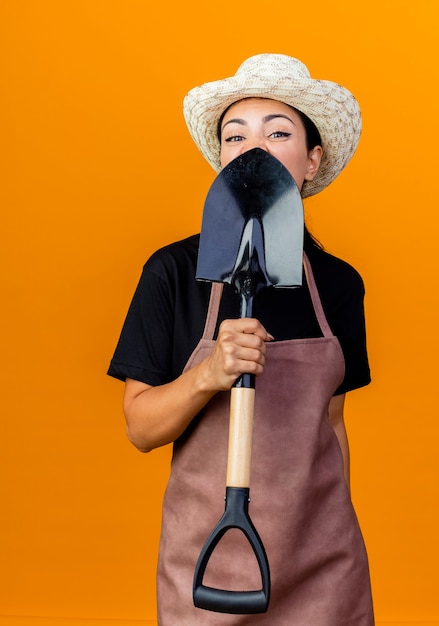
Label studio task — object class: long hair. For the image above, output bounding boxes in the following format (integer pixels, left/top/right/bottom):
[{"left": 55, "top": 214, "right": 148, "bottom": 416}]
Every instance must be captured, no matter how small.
[
  {"left": 291, "top": 108, "right": 324, "bottom": 251},
  {"left": 304, "top": 226, "right": 324, "bottom": 252}
]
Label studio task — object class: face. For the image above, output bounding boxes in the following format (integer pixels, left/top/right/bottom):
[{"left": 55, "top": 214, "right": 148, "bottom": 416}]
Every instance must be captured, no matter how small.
[{"left": 220, "top": 98, "right": 322, "bottom": 190}]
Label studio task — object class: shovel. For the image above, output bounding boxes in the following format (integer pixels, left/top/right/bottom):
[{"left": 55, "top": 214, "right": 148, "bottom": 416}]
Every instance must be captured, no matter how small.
[{"left": 193, "top": 148, "right": 304, "bottom": 614}]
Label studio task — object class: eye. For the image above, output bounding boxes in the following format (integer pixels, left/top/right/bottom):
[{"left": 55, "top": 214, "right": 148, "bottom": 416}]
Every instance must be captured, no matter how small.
[
  {"left": 224, "top": 135, "right": 244, "bottom": 143},
  {"left": 270, "top": 131, "right": 292, "bottom": 139}
]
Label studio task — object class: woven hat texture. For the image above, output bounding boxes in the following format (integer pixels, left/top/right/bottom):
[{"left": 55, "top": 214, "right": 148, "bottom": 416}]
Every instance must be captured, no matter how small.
[{"left": 183, "top": 54, "right": 361, "bottom": 197}]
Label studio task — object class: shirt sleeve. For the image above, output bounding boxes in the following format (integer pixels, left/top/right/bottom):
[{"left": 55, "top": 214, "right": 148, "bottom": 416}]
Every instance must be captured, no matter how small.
[{"left": 107, "top": 260, "right": 175, "bottom": 386}]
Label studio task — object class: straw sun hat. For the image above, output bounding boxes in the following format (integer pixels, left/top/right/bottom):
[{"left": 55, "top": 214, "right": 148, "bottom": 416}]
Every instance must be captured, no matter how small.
[{"left": 183, "top": 54, "right": 361, "bottom": 197}]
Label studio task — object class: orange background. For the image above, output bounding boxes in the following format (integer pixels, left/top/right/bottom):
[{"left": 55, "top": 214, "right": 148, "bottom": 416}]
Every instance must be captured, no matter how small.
[{"left": 1, "top": 1, "right": 438, "bottom": 625}]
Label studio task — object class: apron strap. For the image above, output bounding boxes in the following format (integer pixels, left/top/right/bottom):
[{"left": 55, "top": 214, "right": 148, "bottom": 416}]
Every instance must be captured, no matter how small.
[
  {"left": 202, "top": 283, "right": 223, "bottom": 340},
  {"left": 202, "top": 254, "right": 333, "bottom": 341}
]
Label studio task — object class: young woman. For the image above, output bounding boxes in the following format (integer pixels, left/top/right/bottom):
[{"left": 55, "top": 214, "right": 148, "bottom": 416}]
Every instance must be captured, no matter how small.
[{"left": 108, "top": 54, "right": 374, "bottom": 624}]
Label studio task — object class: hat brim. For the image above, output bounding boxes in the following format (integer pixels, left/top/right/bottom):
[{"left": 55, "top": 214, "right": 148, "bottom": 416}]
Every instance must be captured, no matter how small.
[{"left": 183, "top": 71, "right": 361, "bottom": 198}]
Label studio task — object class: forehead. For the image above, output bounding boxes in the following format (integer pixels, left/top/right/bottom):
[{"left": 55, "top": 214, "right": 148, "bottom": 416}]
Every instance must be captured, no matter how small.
[{"left": 222, "top": 97, "right": 298, "bottom": 121}]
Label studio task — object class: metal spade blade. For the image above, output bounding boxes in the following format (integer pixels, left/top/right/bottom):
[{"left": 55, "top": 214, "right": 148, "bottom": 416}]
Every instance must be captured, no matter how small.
[{"left": 196, "top": 147, "right": 304, "bottom": 306}]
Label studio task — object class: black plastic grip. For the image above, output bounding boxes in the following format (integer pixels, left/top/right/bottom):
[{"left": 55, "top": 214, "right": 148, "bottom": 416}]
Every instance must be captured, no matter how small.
[
  {"left": 193, "top": 586, "right": 268, "bottom": 615},
  {"left": 193, "top": 487, "right": 270, "bottom": 614}
]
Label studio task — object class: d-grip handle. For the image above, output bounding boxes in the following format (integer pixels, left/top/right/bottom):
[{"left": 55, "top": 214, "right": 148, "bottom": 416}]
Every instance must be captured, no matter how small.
[
  {"left": 192, "top": 486, "right": 270, "bottom": 614},
  {"left": 193, "top": 388, "right": 270, "bottom": 614}
]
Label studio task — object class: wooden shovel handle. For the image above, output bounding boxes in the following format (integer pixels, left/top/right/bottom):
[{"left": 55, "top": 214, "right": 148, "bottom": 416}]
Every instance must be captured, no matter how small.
[{"left": 226, "top": 387, "right": 255, "bottom": 488}]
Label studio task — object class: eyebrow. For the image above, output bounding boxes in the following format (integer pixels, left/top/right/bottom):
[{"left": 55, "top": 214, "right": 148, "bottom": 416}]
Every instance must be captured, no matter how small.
[{"left": 222, "top": 113, "right": 296, "bottom": 131}]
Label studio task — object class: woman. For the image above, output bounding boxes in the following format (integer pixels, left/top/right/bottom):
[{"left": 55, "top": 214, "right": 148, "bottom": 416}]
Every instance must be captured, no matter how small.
[{"left": 108, "top": 54, "right": 374, "bottom": 624}]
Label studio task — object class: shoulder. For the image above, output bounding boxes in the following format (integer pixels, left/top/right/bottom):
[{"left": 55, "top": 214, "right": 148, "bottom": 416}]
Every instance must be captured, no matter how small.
[
  {"left": 306, "top": 245, "right": 366, "bottom": 302},
  {"left": 143, "top": 234, "right": 200, "bottom": 281}
]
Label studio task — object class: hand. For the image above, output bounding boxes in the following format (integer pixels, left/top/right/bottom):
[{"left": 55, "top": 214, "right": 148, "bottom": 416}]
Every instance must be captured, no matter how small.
[{"left": 203, "top": 318, "right": 274, "bottom": 391}]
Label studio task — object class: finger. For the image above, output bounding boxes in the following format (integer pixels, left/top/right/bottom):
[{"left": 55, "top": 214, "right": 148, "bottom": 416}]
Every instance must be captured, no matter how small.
[
  {"left": 220, "top": 318, "right": 274, "bottom": 342},
  {"left": 218, "top": 329, "right": 267, "bottom": 360}
]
